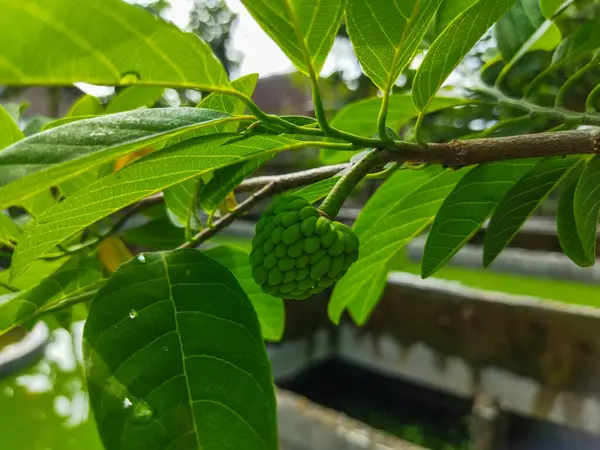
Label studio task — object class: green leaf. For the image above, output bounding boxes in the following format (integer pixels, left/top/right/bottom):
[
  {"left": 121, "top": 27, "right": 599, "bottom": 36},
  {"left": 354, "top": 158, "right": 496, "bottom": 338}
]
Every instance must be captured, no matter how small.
[
  {"left": 205, "top": 246, "right": 284, "bottom": 341},
  {"left": 11, "top": 134, "right": 306, "bottom": 278},
  {"left": 292, "top": 176, "right": 340, "bottom": 204},
  {"left": 495, "top": 0, "right": 559, "bottom": 61},
  {"left": 0, "top": 254, "right": 103, "bottom": 336},
  {"left": 574, "top": 155, "right": 600, "bottom": 262},
  {"left": 0, "top": 212, "right": 22, "bottom": 246},
  {"left": 0, "top": 104, "right": 24, "bottom": 150},
  {"left": 195, "top": 75, "right": 262, "bottom": 214},
  {"left": 321, "top": 94, "right": 467, "bottom": 164},
  {"left": 540, "top": 0, "right": 562, "bottom": 18},
  {"left": 435, "top": 0, "right": 477, "bottom": 35},
  {"left": 42, "top": 115, "right": 100, "bottom": 131},
  {"left": 413, "top": 0, "right": 514, "bottom": 110},
  {"left": 0, "top": 108, "right": 233, "bottom": 210},
  {"left": 0, "top": 0, "right": 229, "bottom": 90},
  {"left": 21, "top": 190, "right": 57, "bottom": 218},
  {"left": 59, "top": 169, "right": 99, "bottom": 198},
  {"left": 483, "top": 157, "right": 581, "bottom": 267},
  {"left": 199, "top": 156, "right": 273, "bottom": 214},
  {"left": 346, "top": 0, "right": 442, "bottom": 90},
  {"left": 558, "top": 167, "right": 594, "bottom": 267},
  {"left": 106, "top": 87, "right": 165, "bottom": 114},
  {"left": 67, "top": 95, "right": 104, "bottom": 117},
  {"left": 241, "top": 0, "right": 344, "bottom": 75},
  {"left": 329, "top": 166, "right": 466, "bottom": 324},
  {"left": 422, "top": 159, "right": 538, "bottom": 278},
  {"left": 163, "top": 74, "right": 259, "bottom": 229},
  {"left": 552, "top": 14, "right": 600, "bottom": 66},
  {"left": 123, "top": 218, "right": 187, "bottom": 250},
  {"left": 84, "top": 249, "right": 277, "bottom": 450}
]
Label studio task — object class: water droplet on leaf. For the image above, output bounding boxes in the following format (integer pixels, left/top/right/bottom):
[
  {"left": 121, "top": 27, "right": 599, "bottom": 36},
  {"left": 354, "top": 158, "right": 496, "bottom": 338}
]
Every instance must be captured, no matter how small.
[
  {"left": 131, "top": 400, "right": 153, "bottom": 422},
  {"left": 129, "top": 310, "right": 138, "bottom": 319},
  {"left": 137, "top": 254, "right": 146, "bottom": 263},
  {"left": 123, "top": 398, "right": 133, "bottom": 409}
]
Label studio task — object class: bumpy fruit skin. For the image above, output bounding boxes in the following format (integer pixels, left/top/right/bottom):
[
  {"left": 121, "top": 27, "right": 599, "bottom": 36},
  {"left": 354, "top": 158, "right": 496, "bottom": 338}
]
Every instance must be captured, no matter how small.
[{"left": 250, "top": 195, "right": 359, "bottom": 299}]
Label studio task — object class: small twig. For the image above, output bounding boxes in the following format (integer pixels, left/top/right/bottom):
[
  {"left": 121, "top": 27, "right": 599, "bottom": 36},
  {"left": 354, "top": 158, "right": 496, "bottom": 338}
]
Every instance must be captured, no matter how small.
[
  {"left": 179, "top": 181, "right": 278, "bottom": 249},
  {"left": 235, "top": 164, "right": 349, "bottom": 192}
]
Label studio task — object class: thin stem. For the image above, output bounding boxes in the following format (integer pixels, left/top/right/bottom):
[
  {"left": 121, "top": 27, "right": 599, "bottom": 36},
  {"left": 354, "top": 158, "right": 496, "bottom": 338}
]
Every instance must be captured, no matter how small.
[
  {"left": 475, "top": 84, "right": 600, "bottom": 126},
  {"left": 414, "top": 112, "right": 425, "bottom": 144},
  {"left": 236, "top": 164, "right": 349, "bottom": 192},
  {"left": 180, "top": 181, "right": 277, "bottom": 248},
  {"left": 38, "top": 284, "right": 104, "bottom": 318},
  {"left": 586, "top": 84, "right": 600, "bottom": 112},
  {"left": 319, "top": 150, "right": 385, "bottom": 218},
  {"left": 555, "top": 60, "right": 598, "bottom": 108},
  {"left": 377, "top": 92, "right": 391, "bottom": 140},
  {"left": 0, "top": 280, "right": 18, "bottom": 292}
]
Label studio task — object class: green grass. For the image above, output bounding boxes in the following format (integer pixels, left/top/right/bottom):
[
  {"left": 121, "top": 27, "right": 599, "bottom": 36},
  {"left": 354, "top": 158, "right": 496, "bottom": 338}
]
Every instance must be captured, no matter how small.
[{"left": 389, "top": 250, "right": 600, "bottom": 307}]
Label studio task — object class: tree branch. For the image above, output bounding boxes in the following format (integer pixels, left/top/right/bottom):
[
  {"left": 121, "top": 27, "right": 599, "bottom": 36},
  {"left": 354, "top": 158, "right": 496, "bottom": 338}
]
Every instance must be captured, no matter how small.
[
  {"left": 178, "top": 181, "right": 278, "bottom": 249},
  {"left": 387, "top": 129, "right": 600, "bottom": 166},
  {"left": 235, "top": 164, "right": 349, "bottom": 192}
]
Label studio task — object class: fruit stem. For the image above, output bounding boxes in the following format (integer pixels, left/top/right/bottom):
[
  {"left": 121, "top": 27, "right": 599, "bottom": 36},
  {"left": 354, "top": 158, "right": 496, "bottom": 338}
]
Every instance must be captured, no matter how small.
[{"left": 319, "top": 150, "right": 383, "bottom": 218}]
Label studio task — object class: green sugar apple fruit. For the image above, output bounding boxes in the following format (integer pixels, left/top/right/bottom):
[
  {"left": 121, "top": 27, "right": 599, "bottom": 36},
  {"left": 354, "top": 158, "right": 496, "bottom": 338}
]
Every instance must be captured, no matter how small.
[{"left": 250, "top": 195, "right": 359, "bottom": 299}]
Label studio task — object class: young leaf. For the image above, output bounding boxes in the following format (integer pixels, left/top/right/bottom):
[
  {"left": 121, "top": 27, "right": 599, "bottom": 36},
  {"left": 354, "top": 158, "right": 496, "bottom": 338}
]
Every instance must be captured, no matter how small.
[
  {"left": 106, "top": 87, "right": 165, "bottom": 114},
  {"left": 84, "top": 249, "right": 277, "bottom": 450},
  {"left": 574, "top": 155, "right": 600, "bottom": 262},
  {"left": 163, "top": 74, "right": 259, "bottom": 228},
  {"left": 0, "top": 104, "right": 24, "bottom": 150},
  {"left": 483, "top": 157, "right": 581, "bottom": 266},
  {"left": 0, "top": 0, "right": 229, "bottom": 90},
  {"left": 0, "top": 255, "right": 103, "bottom": 336},
  {"left": 11, "top": 134, "right": 307, "bottom": 278},
  {"left": 558, "top": 168, "right": 594, "bottom": 267},
  {"left": 329, "top": 166, "right": 466, "bottom": 324},
  {"left": 422, "top": 159, "right": 538, "bottom": 278},
  {"left": 241, "top": 0, "right": 344, "bottom": 75},
  {"left": 321, "top": 94, "right": 467, "bottom": 164},
  {"left": 204, "top": 246, "right": 285, "bottom": 341},
  {"left": 346, "top": 0, "right": 443, "bottom": 90},
  {"left": 413, "top": 0, "right": 514, "bottom": 110},
  {"left": 67, "top": 95, "right": 104, "bottom": 117},
  {"left": 0, "top": 108, "right": 233, "bottom": 210}
]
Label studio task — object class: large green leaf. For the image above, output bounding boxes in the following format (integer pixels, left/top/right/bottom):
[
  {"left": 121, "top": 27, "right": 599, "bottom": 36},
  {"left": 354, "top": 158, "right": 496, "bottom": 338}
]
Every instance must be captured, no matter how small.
[
  {"left": 0, "top": 104, "right": 24, "bottom": 149},
  {"left": 240, "top": 0, "right": 344, "bottom": 75},
  {"left": 68, "top": 95, "right": 104, "bottom": 117},
  {"left": 0, "top": 108, "right": 233, "bottom": 210},
  {"left": 321, "top": 94, "right": 467, "bottom": 164},
  {"left": 574, "top": 155, "right": 600, "bottom": 263},
  {"left": 11, "top": 134, "right": 307, "bottom": 278},
  {"left": 106, "top": 87, "right": 165, "bottom": 114},
  {"left": 205, "top": 246, "right": 284, "bottom": 342},
  {"left": 422, "top": 159, "right": 538, "bottom": 278},
  {"left": 558, "top": 168, "right": 594, "bottom": 267},
  {"left": 495, "top": 0, "right": 559, "bottom": 61},
  {"left": 84, "top": 249, "right": 277, "bottom": 450},
  {"left": 0, "top": 255, "right": 103, "bottom": 336},
  {"left": 0, "top": 0, "right": 229, "bottom": 90},
  {"left": 434, "top": 0, "right": 477, "bottom": 35},
  {"left": 346, "top": 0, "right": 442, "bottom": 90},
  {"left": 164, "top": 74, "right": 259, "bottom": 228},
  {"left": 329, "top": 166, "right": 466, "bottom": 324},
  {"left": 412, "top": 0, "right": 514, "bottom": 110},
  {"left": 483, "top": 157, "right": 581, "bottom": 266},
  {"left": 552, "top": 14, "right": 600, "bottom": 66}
]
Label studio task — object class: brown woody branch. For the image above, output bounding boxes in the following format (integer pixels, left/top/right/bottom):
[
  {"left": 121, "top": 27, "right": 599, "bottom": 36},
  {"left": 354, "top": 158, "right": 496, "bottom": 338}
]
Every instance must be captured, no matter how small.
[{"left": 387, "top": 129, "right": 600, "bottom": 166}]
